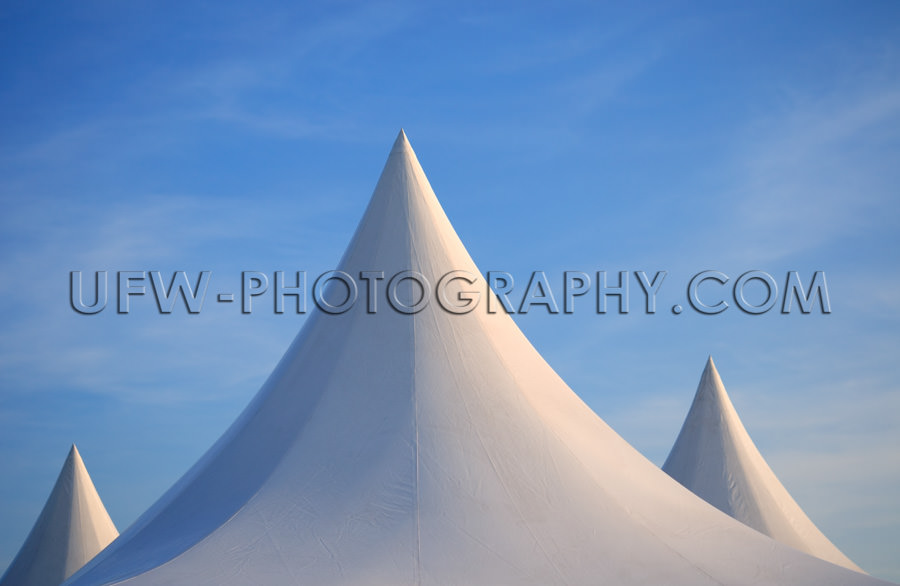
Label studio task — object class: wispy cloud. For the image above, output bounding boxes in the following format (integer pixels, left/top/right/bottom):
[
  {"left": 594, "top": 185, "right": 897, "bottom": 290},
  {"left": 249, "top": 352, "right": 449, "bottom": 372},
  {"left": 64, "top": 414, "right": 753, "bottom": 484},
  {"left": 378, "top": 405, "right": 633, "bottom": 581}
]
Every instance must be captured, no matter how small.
[
  {"left": 718, "top": 73, "right": 900, "bottom": 264},
  {"left": 0, "top": 192, "right": 352, "bottom": 406}
]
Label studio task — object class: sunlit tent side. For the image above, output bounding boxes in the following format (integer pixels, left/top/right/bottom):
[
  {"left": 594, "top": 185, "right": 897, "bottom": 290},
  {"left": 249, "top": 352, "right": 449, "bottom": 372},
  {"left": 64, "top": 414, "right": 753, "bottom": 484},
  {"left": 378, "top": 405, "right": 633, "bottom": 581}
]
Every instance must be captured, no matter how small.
[
  {"left": 65, "top": 132, "right": 885, "bottom": 585},
  {"left": 663, "top": 356, "right": 862, "bottom": 572},
  {"left": 0, "top": 445, "right": 118, "bottom": 586}
]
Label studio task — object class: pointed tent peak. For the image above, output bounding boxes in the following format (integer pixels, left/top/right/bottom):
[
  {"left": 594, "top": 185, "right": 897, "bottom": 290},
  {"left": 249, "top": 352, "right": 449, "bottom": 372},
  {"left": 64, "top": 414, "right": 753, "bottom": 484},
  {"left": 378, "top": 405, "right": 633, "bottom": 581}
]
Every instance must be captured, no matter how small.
[
  {"left": 696, "top": 355, "right": 730, "bottom": 403},
  {"left": 664, "top": 359, "right": 865, "bottom": 573},
  {"left": 391, "top": 128, "right": 412, "bottom": 154},
  {"left": 334, "top": 128, "right": 477, "bottom": 282},
  {"left": 380, "top": 127, "right": 423, "bottom": 174},
  {"left": 384, "top": 128, "right": 424, "bottom": 173},
  {"left": 700, "top": 355, "right": 717, "bottom": 383},
  {"left": 0, "top": 446, "right": 119, "bottom": 586},
  {"left": 702, "top": 355, "right": 719, "bottom": 377},
  {"left": 58, "top": 444, "right": 82, "bottom": 482},
  {"left": 66, "top": 444, "right": 89, "bottom": 476},
  {"left": 382, "top": 128, "right": 419, "bottom": 172}
]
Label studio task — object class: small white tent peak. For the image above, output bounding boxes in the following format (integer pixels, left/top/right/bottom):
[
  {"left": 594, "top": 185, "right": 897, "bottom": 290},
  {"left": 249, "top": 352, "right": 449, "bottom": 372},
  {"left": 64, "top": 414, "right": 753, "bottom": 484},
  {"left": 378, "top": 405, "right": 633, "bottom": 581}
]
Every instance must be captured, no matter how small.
[
  {"left": 64, "top": 132, "right": 886, "bottom": 585},
  {"left": 663, "top": 357, "right": 863, "bottom": 572},
  {"left": 0, "top": 445, "right": 118, "bottom": 586}
]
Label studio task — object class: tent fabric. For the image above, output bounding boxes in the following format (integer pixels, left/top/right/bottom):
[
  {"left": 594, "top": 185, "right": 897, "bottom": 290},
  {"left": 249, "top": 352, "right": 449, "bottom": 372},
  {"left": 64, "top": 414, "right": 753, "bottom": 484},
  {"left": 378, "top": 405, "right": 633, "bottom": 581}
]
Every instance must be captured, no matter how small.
[
  {"left": 66, "top": 131, "right": 887, "bottom": 585},
  {"left": 1, "top": 445, "right": 118, "bottom": 586},
  {"left": 662, "top": 356, "right": 863, "bottom": 572}
]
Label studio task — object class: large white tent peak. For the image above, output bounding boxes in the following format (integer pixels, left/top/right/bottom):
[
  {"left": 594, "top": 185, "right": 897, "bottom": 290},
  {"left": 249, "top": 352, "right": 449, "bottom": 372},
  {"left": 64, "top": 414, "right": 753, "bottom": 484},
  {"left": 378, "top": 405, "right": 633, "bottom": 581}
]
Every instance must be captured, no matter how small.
[
  {"left": 0, "top": 445, "right": 118, "bottom": 586},
  {"left": 663, "top": 357, "right": 863, "bottom": 572},
  {"left": 64, "top": 132, "right": 887, "bottom": 585}
]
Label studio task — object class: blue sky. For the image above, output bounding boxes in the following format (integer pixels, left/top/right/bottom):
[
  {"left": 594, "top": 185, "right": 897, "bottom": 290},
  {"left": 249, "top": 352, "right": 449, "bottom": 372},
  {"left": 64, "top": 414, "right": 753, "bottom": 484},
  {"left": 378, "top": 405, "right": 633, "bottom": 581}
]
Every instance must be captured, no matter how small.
[{"left": 1, "top": 0, "right": 899, "bottom": 580}]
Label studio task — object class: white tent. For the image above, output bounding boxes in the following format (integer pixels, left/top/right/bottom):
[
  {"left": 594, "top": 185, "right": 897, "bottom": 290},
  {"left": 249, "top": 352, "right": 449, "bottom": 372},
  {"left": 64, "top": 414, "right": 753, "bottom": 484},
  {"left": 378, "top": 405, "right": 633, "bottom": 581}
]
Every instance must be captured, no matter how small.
[
  {"left": 1, "top": 445, "right": 118, "bottom": 586},
  {"left": 65, "top": 132, "right": 886, "bottom": 585},
  {"left": 663, "top": 357, "right": 862, "bottom": 572}
]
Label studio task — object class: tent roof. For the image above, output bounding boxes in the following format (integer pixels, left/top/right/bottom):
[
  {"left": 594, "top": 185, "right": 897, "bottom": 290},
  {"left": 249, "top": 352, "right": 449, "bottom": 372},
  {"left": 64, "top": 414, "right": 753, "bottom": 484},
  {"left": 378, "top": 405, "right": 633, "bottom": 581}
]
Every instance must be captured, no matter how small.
[
  {"left": 663, "top": 357, "right": 862, "bottom": 572},
  {"left": 67, "top": 132, "right": 884, "bottom": 585},
  {"left": 1, "top": 445, "right": 118, "bottom": 586}
]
